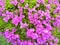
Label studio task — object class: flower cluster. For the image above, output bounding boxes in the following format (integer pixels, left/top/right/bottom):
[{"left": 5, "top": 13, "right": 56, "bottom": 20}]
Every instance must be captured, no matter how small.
[{"left": 0, "top": 0, "right": 60, "bottom": 45}]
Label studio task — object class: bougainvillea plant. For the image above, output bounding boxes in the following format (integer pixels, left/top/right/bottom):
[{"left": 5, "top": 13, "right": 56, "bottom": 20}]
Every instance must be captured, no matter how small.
[{"left": 0, "top": 0, "right": 60, "bottom": 45}]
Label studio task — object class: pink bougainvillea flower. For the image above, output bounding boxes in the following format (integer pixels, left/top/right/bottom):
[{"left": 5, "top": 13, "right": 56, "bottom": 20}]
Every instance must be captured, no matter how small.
[
  {"left": 25, "top": 3, "right": 28, "bottom": 8},
  {"left": 36, "top": 0, "right": 45, "bottom": 4},
  {"left": 0, "top": 1, "right": 5, "bottom": 11},
  {"left": 19, "top": 14, "right": 25, "bottom": 23},
  {"left": 2, "top": 11, "right": 14, "bottom": 22},
  {"left": 45, "top": 4, "right": 51, "bottom": 10},
  {"left": 12, "top": 15, "right": 19, "bottom": 26},
  {"left": 53, "top": 0, "right": 59, "bottom": 4},
  {"left": 12, "top": 28, "right": 17, "bottom": 33},
  {"left": 10, "top": 0, "right": 18, "bottom": 6},
  {"left": 3, "top": 17, "right": 10, "bottom": 22},
  {"left": 26, "top": 28, "right": 35, "bottom": 38},
  {"left": 31, "top": 33, "right": 38, "bottom": 39},
  {"left": 0, "top": 0, "right": 60, "bottom": 45},
  {"left": 27, "top": 41, "right": 33, "bottom": 45},
  {"left": 3, "top": 29, "right": 20, "bottom": 45},
  {"left": 20, "top": 0, "right": 25, "bottom": 3},
  {"left": 20, "top": 22, "right": 28, "bottom": 28},
  {"left": 37, "top": 37, "right": 45, "bottom": 44}
]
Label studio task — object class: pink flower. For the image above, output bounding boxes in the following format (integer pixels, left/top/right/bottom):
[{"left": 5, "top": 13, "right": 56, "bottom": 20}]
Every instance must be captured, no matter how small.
[
  {"left": 19, "top": 14, "right": 25, "bottom": 23},
  {"left": 45, "top": 4, "right": 51, "bottom": 10},
  {"left": 20, "top": 22, "right": 28, "bottom": 28},
  {"left": 26, "top": 28, "right": 35, "bottom": 38},
  {"left": 36, "top": 0, "right": 45, "bottom": 4},
  {"left": 20, "top": 0, "right": 25, "bottom": 3},
  {"left": 2, "top": 11, "right": 14, "bottom": 22},
  {"left": 37, "top": 37, "right": 45, "bottom": 44},
  {"left": 43, "top": 29, "right": 49, "bottom": 33},
  {"left": 33, "top": 13, "right": 38, "bottom": 19},
  {"left": 10, "top": 0, "right": 18, "bottom": 6},
  {"left": 3, "top": 17, "right": 10, "bottom": 22},
  {"left": 31, "top": 33, "right": 38, "bottom": 39},
  {"left": 25, "top": 3, "right": 28, "bottom": 8},
  {"left": 0, "top": 1, "right": 5, "bottom": 11},
  {"left": 12, "top": 28, "right": 17, "bottom": 33},
  {"left": 12, "top": 16, "right": 19, "bottom": 26},
  {"left": 27, "top": 41, "right": 33, "bottom": 45},
  {"left": 48, "top": 0, "right": 52, "bottom": 4}
]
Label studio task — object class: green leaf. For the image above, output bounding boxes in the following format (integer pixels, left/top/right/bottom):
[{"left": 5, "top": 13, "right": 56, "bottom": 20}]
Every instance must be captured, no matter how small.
[
  {"left": 5, "top": 0, "right": 15, "bottom": 12},
  {"left": 36, "top": 4, "right": 46, "bottom": 11},
  {"left": 45, "top": 0, "right": 48, "bottom": 4},
  {"left": 0, "top": 35, "right": 12, "bottom": 45},
  {"left": 52, "top": 28, "right": 60, "bottom": 45},
  {"left": 28, "top": 0, "right": 36, "bottom": 8},
  {"left": 0, "top": 17, "right": 15, "bottom": 32}
]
